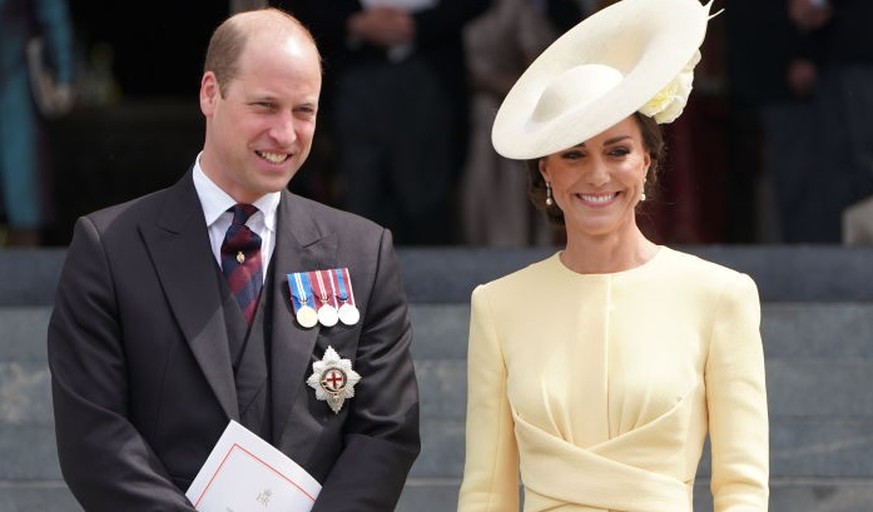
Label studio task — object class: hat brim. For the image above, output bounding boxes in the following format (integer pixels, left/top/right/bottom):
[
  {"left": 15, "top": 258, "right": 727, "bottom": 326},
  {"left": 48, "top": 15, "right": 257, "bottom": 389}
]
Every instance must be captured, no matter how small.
[{"left": 492, "top": 0, "right": 712, "bottom": 160}]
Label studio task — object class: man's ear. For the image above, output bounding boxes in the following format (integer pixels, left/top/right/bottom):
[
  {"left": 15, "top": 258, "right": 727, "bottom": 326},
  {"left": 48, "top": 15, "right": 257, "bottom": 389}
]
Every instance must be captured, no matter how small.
[{"left": 200, "top": 71, "right": 219, "bottom": 116}]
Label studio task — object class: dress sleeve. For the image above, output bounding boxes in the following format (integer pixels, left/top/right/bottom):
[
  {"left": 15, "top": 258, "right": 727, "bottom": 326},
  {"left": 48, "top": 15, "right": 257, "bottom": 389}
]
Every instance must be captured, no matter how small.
[
  {"left": 457, "top": 285, "right": 520, "bottom": 511},
  {"left": 706, "top": 273, "right": 770, "bottom": 510}
]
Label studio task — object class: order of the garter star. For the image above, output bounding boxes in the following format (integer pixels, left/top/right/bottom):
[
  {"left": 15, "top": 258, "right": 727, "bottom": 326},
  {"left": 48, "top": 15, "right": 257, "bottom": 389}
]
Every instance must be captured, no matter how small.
[{"left": 307, "top": 346, "right": 361, "bottom": 414}]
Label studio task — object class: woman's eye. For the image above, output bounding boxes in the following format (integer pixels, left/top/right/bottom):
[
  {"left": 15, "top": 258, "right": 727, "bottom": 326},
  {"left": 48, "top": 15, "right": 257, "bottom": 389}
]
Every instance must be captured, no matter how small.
[{"left": 609, "top": 147, "right": 630, "bottom": 157}]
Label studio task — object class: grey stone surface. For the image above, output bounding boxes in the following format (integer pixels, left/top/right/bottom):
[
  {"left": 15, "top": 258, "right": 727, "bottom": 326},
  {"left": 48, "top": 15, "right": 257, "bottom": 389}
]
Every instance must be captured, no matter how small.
[
  {"left": 415, "top": 360, "right": 466, "bottom": 420},
  {"left": 767, "top": 360, "right": 873, "bottom": 417},
  {"left": 762, "top": 303, "right": 873, "bottom": 357},
  {"left": 0, "top": 483, "right": 81, "bottom": 512},
  {"left": 410, "top": 419, "right": 466, "bottom": 479},
  {"left": 0, "top": 249, "right": 65, "bottom": 306},
  {"left": 768, "top": 480, "right": 873, "bottom": 512},
  {"left": 0, "top": 308, "right": 51, "bottom": 361},
  {"left": 0, "top": 426, "right": 61, "bottom": 480},
  {"left": 409, "top": 305, "right": 469, "bottom": 360},
  {"left": 771, "top": 420, "right": 873, "bottom": 477},
  {"left": 0, "top": 362, "right": 52, "bottom": 425}
]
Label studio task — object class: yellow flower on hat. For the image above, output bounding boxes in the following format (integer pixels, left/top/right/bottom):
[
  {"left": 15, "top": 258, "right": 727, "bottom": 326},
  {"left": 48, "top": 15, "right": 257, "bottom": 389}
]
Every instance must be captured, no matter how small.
[{"left": 639, "top": 50, "right": 701, "bottom": 124}]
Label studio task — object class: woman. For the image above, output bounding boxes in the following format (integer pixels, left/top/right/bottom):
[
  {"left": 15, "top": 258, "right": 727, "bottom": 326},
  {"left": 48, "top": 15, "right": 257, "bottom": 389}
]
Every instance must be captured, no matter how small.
[{"left": 457, "top": 0, "right": 769, "bottom": 510}]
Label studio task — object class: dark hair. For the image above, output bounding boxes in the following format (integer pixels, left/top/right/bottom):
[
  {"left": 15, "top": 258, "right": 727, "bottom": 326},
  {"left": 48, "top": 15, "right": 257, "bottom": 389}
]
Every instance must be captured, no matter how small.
[
  {"left": 526, "top": 112, "right": 665, "bottom": 227},
  {"left": 203, "top": 8, "right": 318, "bottom": 98}
]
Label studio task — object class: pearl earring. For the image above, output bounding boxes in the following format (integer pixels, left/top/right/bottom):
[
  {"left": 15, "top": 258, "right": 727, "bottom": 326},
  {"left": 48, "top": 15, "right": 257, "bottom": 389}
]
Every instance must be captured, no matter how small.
[{"left": 545, "top": 181, "right": 554, "bottom": 206}]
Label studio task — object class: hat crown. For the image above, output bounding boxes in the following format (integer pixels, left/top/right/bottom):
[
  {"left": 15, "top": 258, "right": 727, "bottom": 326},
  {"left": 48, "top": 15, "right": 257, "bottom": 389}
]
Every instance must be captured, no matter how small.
[
  {"left": 532, "top": 64, "right": 623, "bottom": 123},
  {"left": 491, "top": 0, "right": 712, "bottom": 160}
]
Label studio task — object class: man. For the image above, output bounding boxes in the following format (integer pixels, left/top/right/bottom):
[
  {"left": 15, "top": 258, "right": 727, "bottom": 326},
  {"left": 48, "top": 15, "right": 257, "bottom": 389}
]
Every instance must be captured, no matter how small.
[{"left": 47, "top": 8, "right": 420, "bottom": 511}]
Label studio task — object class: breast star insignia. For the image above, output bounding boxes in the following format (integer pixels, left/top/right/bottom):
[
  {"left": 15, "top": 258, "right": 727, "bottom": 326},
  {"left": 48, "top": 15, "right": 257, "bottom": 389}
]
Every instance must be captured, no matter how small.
[{"left": 306, "top": 346, "right": 361, "bottom": 414}]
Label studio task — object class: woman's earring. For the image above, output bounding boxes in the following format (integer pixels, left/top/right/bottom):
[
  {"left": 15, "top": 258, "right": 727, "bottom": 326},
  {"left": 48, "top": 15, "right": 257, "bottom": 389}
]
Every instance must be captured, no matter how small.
[
  {"left": 545, "top": 181, "right": 554, "bottom": 206},
  {"left": 639, "top": 179, "right": 647, "bottom": 201},
  {"left": 639, "top": 191, "right": 647, "bottom": 201}
]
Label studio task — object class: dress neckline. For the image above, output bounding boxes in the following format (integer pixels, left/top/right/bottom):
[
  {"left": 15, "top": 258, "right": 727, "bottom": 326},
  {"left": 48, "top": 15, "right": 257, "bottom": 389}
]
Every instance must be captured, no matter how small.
[{"left": 551, "top": 245, "right": 668, "bottom": 278}]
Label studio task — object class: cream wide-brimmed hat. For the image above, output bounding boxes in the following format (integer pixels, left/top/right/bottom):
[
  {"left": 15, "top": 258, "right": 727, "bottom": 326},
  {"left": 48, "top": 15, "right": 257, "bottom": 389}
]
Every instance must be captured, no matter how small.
[{"left": 492, "top": 0, "right": 714, "bottom": 160}]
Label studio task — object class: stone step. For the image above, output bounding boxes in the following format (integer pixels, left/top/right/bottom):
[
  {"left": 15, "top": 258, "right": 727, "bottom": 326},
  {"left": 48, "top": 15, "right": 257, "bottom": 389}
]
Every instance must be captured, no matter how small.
[
  {"left": 395, "top": 479, "right": 873, "bottom": 512},
  {"left": 7, "top": 246, "right": 873, "bottom": 306},
  {"left": 0, "top": 479, "right": 870, "bottom": 512}
]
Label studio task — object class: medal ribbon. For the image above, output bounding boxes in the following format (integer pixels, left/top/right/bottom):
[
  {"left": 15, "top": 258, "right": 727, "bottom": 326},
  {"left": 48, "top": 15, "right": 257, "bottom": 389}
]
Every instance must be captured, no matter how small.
[
  {"left": 334, "top": 268, "right": 356, "bottom": 306},
  {"left": 287, "top": 272, "right": 313, "bottom": 312},
  {"left": 311, "top": 270, "right": 337, "bottom": 308}
]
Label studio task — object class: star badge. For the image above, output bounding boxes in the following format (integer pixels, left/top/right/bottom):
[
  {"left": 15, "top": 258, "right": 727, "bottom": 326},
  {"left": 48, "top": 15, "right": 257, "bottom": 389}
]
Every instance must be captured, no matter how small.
[{"left": 306, "top": 346, "right": 361, "bottom": 414}]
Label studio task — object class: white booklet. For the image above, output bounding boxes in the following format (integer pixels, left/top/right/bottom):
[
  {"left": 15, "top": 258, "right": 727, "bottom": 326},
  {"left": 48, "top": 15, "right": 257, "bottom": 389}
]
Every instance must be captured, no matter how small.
[{"left": 186, "top": 420, "right": 322, "bottom": 511}]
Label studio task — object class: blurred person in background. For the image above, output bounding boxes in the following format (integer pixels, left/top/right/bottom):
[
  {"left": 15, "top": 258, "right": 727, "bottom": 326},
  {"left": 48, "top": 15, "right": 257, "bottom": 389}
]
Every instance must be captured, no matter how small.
[
  {"left": 459, "top": 0, "right": 562, "bottom": 247},
  {"left": 0, "top": 0, "right": 74, "bottom": 246},
  {"left": 271, "top": 0, "right": 488, "bottom": 246},
  {"left": 788, "top": 0, "right": 873, "bottom": 243},
  {"left": 725, "top": 0, "right": 819, "bottom": 243}
]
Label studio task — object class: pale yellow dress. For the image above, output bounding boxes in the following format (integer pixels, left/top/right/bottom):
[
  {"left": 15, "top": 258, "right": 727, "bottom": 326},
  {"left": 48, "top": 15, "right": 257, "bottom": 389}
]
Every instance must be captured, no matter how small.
[{"left": 457, "top": 247, "right": 769, "bottom": 511}]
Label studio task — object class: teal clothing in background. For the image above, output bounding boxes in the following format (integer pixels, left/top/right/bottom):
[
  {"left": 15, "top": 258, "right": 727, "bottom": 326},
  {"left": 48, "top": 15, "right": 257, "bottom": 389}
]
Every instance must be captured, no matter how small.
[{"left": 0, "top": 0, "right": 74, "bottom": 228}]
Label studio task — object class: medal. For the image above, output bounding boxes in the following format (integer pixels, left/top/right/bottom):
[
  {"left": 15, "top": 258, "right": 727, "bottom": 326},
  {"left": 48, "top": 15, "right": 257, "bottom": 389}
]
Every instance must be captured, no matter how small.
[
  {"left": 288, "top": 272, "right": 318, "bottom": 329},
  {"left": 333, "top": 268, "right": 360, "bottom": 326},
  {"left": 306, "top": 346, "right": 361, "bottom": 414},
  {"left": 338, "top": 303, "right": 360, "bottom": 326},
  {"left": 296, "top": 305, "right": 318, "bottom": 329},
  {"left": 312, "top": 270, "right": 339, "bottom": 327}
]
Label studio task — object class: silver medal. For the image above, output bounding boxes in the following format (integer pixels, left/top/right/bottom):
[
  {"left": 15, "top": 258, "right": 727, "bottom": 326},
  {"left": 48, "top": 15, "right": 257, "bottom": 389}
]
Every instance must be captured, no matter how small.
[
  {"left": 337, "top": 303, "right": 360, "bottom": 326},
  {"left": 317, "top": 304, "right": 339, "bottom": 327}
]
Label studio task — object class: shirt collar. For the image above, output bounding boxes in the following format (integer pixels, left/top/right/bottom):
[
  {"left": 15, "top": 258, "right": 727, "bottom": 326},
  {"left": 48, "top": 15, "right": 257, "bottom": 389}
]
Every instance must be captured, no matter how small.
[{"left": 192, "top": 152, "right": 281, "bottom": 231}]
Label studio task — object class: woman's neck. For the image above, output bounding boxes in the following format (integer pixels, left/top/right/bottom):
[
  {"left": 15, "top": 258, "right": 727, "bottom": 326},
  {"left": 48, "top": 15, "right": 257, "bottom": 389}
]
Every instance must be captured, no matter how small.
[{"left": 560, "top": 227, "right": 658, "bottom": 274}]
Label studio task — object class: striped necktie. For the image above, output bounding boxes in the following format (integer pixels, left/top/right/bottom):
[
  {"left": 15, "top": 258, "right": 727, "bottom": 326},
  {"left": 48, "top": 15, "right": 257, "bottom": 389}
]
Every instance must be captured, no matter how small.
[{"left": 220, "top": 204, "right": 263, "bottom": 326}]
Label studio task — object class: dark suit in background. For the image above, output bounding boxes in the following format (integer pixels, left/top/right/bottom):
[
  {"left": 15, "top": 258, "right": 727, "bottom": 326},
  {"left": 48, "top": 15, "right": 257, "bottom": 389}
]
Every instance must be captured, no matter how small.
[{"left": 275, "top": 0, "right": 489, "bottom": 245}]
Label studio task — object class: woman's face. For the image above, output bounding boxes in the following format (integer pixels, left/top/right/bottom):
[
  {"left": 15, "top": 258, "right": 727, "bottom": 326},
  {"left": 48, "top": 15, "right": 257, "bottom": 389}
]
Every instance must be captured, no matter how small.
[{"left": 539, "top": 116, "right": 651, "bottom": 238}]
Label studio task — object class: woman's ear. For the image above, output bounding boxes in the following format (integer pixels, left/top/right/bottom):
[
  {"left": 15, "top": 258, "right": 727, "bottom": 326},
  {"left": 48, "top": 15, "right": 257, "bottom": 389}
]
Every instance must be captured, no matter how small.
[{"left": 538, "top": 158, "right": 549, "bottom": 181}]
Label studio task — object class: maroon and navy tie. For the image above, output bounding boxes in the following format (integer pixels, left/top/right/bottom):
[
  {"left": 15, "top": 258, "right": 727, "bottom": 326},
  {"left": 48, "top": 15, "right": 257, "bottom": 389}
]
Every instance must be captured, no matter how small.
[{"left": 221, "top": 204, "right": 263, "bottom": 326}]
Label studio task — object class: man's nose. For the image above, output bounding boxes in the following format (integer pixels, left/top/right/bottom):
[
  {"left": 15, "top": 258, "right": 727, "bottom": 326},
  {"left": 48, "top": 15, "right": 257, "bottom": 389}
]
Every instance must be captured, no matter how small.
[{"left": 270, "top": 111, "right": 298, "bottom": 146}]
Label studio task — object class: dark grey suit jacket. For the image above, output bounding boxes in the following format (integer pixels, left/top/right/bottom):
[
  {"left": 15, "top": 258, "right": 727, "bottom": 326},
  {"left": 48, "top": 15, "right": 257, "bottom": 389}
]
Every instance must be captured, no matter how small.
[{"left": 47, "top": 171, "right": 420, "bottom": 511}]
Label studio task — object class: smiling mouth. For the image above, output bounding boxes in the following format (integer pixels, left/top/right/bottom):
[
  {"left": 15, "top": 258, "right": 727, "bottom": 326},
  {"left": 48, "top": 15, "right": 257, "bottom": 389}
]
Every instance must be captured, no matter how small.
[
  {"left": 577, "top": 193, "right": 617, "bottom": 204},
  {"left": 256, "top": 150, "right": 289, "bottom": 164}
]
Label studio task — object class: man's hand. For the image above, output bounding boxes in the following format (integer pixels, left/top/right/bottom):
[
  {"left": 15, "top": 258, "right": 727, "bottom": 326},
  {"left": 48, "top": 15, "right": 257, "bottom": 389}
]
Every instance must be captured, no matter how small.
[
  {"left": 789, "top": 0, "right": 832, "bottom": 32},
  {"left": 347, "top": 6, "right": 415, "bottom": 47}
]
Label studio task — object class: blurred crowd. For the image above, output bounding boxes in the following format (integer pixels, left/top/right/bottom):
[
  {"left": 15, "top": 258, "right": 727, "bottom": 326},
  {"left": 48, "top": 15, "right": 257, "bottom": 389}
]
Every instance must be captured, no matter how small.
[{"left": 2, "top": 0, "right": 871, "bottom": 247}]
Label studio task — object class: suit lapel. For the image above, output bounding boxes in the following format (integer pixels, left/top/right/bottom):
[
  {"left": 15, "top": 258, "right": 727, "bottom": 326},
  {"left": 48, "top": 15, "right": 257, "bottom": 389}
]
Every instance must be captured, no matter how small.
[
  {"left": 270, "top": 191, "right": 336, "bottom": 439},
  {"left": 140, "top": 173, "right": 239, "bottom": 421}
]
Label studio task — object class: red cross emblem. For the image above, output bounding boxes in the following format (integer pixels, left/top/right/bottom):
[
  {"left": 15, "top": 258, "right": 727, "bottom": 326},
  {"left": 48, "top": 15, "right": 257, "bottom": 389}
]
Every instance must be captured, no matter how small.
[{"left": 320, "top": 368, "right": 347, "bottom": 393}]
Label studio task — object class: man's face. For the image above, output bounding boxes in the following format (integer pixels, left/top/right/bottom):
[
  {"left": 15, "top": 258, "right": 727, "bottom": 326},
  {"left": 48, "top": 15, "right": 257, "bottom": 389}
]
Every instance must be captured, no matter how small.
[{"left": 199, "top": 28, "right": 321, "bottom": 204}]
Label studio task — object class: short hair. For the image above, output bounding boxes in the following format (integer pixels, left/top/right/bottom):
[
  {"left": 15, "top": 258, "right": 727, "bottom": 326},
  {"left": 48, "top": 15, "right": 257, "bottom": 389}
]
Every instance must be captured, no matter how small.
[
  {"left": 527, "top": 112, "right": 665, "bottom": 227},
  {"left": 203, "top": 7, "right": 318, "bottom": 98}
]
